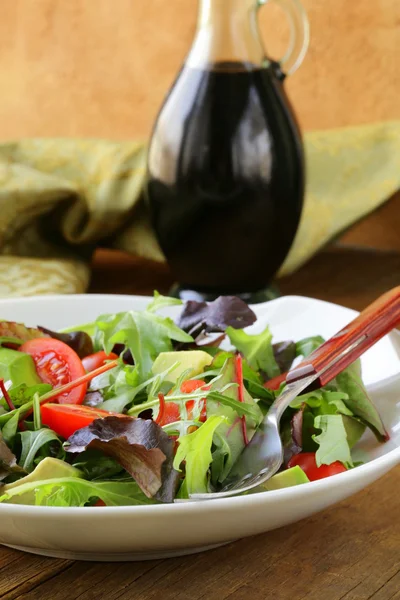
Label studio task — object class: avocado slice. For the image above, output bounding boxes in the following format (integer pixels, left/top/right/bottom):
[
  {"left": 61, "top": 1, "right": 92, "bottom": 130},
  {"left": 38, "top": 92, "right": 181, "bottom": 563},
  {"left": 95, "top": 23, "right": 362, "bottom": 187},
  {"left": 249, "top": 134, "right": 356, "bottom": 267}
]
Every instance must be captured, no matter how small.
[
  {"left": 261, "top": 466, "right": 310, "bottom": 491},
  {"left": 152, "top": 350, "right": 213, "bottom": 383},
  {"left": 0, "top": 347, "right": 42, "bottom": 387},
  {"left": 3, "top": 458, "right": 82, "bottom": 504}
]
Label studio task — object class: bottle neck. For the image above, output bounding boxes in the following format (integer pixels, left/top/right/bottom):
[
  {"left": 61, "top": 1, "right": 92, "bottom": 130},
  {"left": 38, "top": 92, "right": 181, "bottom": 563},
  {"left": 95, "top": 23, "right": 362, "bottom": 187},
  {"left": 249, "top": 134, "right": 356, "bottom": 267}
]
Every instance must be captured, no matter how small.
[{"left": 187, "top": 0, "right": 266, "bottom": 69}]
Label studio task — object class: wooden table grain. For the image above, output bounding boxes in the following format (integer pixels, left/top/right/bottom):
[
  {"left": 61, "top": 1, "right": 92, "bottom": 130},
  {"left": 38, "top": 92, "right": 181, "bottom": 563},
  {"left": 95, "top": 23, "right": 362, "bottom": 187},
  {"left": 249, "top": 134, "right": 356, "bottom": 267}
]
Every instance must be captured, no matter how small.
[{"left": 1, "top": 247, "right": 400, "bottom": 600}]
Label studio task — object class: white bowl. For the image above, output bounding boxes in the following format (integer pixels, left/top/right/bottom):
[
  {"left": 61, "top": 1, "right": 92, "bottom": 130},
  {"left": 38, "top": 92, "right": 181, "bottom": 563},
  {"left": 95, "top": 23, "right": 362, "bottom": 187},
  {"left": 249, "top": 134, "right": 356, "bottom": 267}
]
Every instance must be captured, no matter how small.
[{"left": 0, "top": 294, "right": 399, "bottom": 561}]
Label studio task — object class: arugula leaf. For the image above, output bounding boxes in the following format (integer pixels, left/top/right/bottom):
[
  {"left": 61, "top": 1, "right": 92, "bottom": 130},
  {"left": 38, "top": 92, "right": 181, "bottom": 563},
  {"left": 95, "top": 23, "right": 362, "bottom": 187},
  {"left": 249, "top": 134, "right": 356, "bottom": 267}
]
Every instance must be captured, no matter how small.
[
  {"left": 0, "top": 477, "right": 155, "bottom": 506},
  {"left": 19, "top": 428, "right": 62, "bottom": 472},
  {"left": 8, "top": 383, "right": 52, "bottom": 408},
  {"left": 290, "top": 389, "right": 352, "bottom": 416},
  {"left": 65, "top": 416, "right": 179, "bottom": 501},
  {"left": 1, "top": 409, "right": 23, "bottom": 445},
  {"left": 206, "top": 352, "right": 274, "bottom": 402},
  {"left": 94, "top": 310, "right": 192, "bottom": 382},
  {"left": 226, "top": 325, "right": 280, "bottom": 379},
  {"left": 174, "top": 415, "right": 227, "bottom": 496},
  {"left": 178, "top": 296, "right": 257, "bottom": 334},
  {"left": 146, "top": 291, "right": 182, "bottom": 313},
  {"left": 334, "top": 360, "right": 388, "bottom": 441},
  {"left": 313, "top": 414, "right": 365, "bottom": 467},
  {"left": 100, "top": 363, "right": 177, "bottom": 414},
  {"left": 208, "top": 357, "right": 263, "bottom": 484},
  {"left": 72, "top": 451, "right": 124, "bottom": 480},
  {"left": 295, "top": 336, "right": 325, "bottom": 358}
]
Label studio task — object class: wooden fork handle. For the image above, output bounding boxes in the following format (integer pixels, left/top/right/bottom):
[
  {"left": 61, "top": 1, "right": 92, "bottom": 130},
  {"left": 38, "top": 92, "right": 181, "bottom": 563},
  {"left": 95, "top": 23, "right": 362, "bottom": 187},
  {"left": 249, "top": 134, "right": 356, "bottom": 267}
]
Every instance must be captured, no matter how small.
[{"left": 286, "top": 286, "right": 400, "bottom": 388}]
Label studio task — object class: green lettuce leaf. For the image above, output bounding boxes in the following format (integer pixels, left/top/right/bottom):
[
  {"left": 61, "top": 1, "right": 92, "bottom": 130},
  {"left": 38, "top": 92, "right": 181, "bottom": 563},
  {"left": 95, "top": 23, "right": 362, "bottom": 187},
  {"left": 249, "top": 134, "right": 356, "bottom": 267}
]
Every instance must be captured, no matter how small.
[
  {"left": 146, "top": 291, "right": 183, "bottom": 313},
  {"left": 208, "top": 357, "right": 263, "bottom": 484},
  {"left": 7, "top": 383, "right": 52, "bottom": 408},
  {"left": 174, "top": 415, "right": 227, "bottom": 496},
  {"left": 313, "top": 414, "right": 365, "bottom": 467},
  {"left": 295, "top": 336, "right": 325, "bottom": 358},
  {"left": 226, "top": 325, "right": 280, "bottom": 379},
  {"left": 0, "top": 477, "right": 154, "bottom": 506},
  {"left": 333, "top": 360, "right": 388, "bottom": 441},
  {"left": 290, "top": 389, "right": 353, "bottom": 417},
  {"left": 19, "top": 428, "right": 62, "bottom": 472},
  {"left": 1, "top": 409, "right": 23, "bottom": 445},
  {"left": 72, "top": 452, "right": 124, "bottom": 481},
  {"left": 94, "top": 310, "right": 192, "bottom": 382},
  {"left": 206, "top": 352, "right": 274, "bottom": 402},
  {"left": 100, "top": 362, "right": 177, "bottom": 414}
]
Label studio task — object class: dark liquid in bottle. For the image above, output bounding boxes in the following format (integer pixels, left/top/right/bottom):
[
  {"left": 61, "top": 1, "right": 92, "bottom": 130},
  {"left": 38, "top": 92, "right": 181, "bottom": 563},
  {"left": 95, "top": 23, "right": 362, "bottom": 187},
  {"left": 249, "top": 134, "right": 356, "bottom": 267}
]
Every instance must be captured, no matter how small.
[{"left": 146, "top": 62, "right": 304, "bottom": 295}]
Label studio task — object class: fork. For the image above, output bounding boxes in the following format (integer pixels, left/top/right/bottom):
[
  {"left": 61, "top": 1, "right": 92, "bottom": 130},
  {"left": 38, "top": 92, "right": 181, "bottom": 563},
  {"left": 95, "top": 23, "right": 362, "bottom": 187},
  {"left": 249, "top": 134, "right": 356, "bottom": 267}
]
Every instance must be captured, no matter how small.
[{"left": 190, "top": 286, "right": 400, "bottom": 500}]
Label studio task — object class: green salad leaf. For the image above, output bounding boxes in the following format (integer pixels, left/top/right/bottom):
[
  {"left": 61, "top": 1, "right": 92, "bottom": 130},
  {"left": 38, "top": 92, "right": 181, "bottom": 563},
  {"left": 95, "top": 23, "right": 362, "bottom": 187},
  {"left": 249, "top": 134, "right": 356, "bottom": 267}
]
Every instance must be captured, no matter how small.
[
  {"left": 72, "top": 452, "right": 125, "bottom": 481},
  {"left": 296, "top": 336, "right": 325, "bottom": 358},
  {"left": 7, "top": 383, "right": 52, "bottom": 408},
  {"left": 290, "top": 389, "right": 353, "bottom": 416},
  {"left": 208, "top": 357, "right": 263, "bottom": 484},
  {"left": 174, "top": 415, "right": 227, "bottom": 496},
  {"left": 0, "top": 477, "right": 154, "bottom": 506},
  {"left": 94, "top": 310, "right": 192, "bottom": 382},
  {"left": 19, "top": 428, "right": 63, "bottom": 472},
  {"left": 206, "top": 352, "right": 274, "bottom": 402},
  {"left": 333, "top": 360, "right": 388, "bottom": 441},
  {"left": 100, "top": 362, "right": 177, "bottom": 414},
  {"left": 146, "top": 291, "right": 183, "bottom": 313},
  {"left": 226, "top": 325, "right": 280, "bottom": 379},
  {"left": 313, "top": 414, "right": 366, "bottom": 467}
]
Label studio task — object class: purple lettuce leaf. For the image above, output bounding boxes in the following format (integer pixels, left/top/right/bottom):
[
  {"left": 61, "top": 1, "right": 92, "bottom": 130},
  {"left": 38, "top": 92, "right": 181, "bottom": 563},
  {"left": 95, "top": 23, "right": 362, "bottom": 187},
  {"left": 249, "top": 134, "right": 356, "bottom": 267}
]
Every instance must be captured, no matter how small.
[
  {"left": 272, "top": 341, "right": 296, "bottom": 374},
  {"left": 0, "top": 431, "right": 25, "bottom": 481},
  {"left": 65, "top": 416, "right": 179, "bottom": 502},
  {"left": 283, "top": 406, "right": 304, "bottom": 465},
  {"left": 178, "top": 296, "right": 257, "bottom": 335},
  {"left": 38, "top": 327, "right": 94, "bottom": 358}
]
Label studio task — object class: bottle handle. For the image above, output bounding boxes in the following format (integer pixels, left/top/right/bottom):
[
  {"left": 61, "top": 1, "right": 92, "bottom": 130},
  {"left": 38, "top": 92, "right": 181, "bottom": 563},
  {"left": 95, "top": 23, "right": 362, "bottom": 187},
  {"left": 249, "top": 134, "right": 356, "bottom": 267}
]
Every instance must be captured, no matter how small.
[{"left": 258, "top": 0, "right": 310, "bottom": 76}]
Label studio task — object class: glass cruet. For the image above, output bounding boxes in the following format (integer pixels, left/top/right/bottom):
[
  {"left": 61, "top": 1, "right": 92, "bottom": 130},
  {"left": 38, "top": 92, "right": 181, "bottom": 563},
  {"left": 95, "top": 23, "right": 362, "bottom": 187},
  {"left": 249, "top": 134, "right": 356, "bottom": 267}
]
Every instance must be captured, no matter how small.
[{"left": 146, "top": 0, "right": 310, "bottom": 302}]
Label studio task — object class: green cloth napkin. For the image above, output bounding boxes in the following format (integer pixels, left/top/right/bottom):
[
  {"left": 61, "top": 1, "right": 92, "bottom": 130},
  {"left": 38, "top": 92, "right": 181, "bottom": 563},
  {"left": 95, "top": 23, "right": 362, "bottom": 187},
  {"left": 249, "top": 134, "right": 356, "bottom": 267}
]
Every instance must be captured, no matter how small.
[{"left": 0, "top": 121, "right": 399, "bottom": 297}]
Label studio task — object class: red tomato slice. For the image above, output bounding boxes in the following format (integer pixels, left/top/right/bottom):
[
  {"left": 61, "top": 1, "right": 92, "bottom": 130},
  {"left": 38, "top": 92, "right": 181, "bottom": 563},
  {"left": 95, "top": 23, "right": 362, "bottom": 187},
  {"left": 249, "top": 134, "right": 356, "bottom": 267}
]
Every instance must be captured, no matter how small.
[
  {"left": 157, "top": 402, "right": 180, "bottom": 426},
  {"left": 180, "top": 379, "right": 206, "bottom": 394},
  {"left": 181, "top": 379, "right": 208, "bottom": 422},
  {"left": 82, "top": 351, "right": 118, "bottom": 373},
  {"left": 186, "top": 399, "right": 207, "bottom": 422},
  {"left": 156, "top": 380, "right": 210, "bottom": 426},
  {"left": 41, "top": 403, "right": 116, "bottom": 439},
  {"left": 20, "top": 338, "right": 87, "bottom": 404},
  {"left": 288, "top": 452, "right": 347, "bottom": 481},
  {"left": 264, "top": 372, "right": 287, "bottom": 391}
]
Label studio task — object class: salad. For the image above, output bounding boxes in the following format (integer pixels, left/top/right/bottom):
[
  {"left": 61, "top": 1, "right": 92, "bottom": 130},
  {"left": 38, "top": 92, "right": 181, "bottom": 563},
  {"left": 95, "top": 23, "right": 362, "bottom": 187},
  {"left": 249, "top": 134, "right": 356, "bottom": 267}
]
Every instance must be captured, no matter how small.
[{"left": 0, "top": 293, "right": 388, "bottom": 507}]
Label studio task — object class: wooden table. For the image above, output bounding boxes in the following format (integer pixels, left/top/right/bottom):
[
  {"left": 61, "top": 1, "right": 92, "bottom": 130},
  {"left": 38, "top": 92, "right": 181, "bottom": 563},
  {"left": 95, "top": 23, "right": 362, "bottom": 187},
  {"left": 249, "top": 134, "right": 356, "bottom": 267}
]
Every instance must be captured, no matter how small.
[{"left": 1, "top": 247, "right": 400, "bottom": 600}]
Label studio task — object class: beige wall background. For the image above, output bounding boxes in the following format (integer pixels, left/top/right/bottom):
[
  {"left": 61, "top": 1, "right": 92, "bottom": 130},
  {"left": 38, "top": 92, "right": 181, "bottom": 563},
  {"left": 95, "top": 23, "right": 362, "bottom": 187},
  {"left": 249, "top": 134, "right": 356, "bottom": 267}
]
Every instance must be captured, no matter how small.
[{"left": 0, "top": 0, "right": 398, "bottom": 141}]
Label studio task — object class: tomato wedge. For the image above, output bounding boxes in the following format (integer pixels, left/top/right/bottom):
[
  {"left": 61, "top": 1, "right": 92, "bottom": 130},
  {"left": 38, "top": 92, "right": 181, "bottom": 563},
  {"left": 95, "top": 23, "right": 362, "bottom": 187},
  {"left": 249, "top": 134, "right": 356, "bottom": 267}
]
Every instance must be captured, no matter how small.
[
  {"left": 156, "top": 379, "right": 209, "bottom": 426},
  {"left": 182, "top": 379, "right": 208, "bottom": 422},
  {"left": 20, "top": 338, "right": 87, "bottom": 404},
  {"left": 157, "top": 401, "right": 180, "bottom": 426},
  {"left": 41, "top": 403, "right": 117, "bottom": 439},
  {"left": 288, "top": 452, "right": 347, "bottom": 481},
  {"left": 82, "top": 351, "right": 118, "bottom": 373}
]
